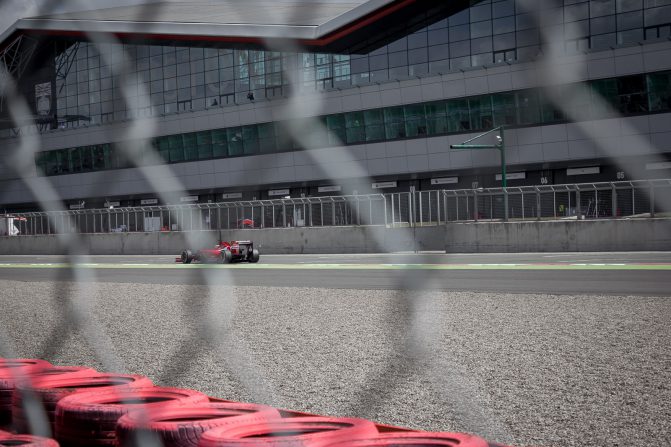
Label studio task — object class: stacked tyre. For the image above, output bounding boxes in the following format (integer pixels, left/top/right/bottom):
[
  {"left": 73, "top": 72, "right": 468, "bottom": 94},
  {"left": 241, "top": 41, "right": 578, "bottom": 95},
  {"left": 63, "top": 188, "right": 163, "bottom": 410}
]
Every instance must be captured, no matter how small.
[
  {"left": 0, "top": 359, "right": 53, "bottom": 428},
  {"left": 304, "top": 431, "right": 492, "bottom": 447},
  {"left": 116, "top": 401, "right": 281, "bottom": 447},
  {"left": 54, "top": 387, "right": 209, "bottom": 446},
  {"left": 1, "top": 358, "right": 507, "bottom": 447},
  {"left": 12, "top": 373, "right": 151, "bottom": 436},
  {"left": 198, "top": 416, "right": 379, "bottom": 447},
  {"left": 0, "top": 429, "right": 60, "bottom": 446}
]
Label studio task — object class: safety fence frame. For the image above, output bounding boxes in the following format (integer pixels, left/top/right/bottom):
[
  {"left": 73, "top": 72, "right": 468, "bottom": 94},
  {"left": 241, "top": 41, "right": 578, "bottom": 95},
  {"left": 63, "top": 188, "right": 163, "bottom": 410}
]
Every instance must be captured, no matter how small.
[{"left": 6, "top": 179, "right": 671, "bottom": 235}]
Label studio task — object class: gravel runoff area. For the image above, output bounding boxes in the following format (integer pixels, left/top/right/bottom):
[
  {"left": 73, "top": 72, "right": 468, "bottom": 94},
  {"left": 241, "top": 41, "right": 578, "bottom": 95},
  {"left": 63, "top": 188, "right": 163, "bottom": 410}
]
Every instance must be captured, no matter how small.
[{"left": 1, "top": 279, "right": 670, "bottom": 447}]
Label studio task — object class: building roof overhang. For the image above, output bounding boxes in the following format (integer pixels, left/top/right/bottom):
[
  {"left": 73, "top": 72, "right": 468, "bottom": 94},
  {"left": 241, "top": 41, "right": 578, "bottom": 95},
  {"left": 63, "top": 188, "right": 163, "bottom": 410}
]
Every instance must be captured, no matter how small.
[{"left": 0, "top": 0, "right": 470, "bottom": 53}]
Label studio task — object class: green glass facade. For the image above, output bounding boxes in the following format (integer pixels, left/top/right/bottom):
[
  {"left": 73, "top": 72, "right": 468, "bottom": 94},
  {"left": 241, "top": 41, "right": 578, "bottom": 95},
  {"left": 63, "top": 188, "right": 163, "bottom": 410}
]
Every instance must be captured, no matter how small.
[{"left": 36, "top": 70, "right": 671, "bottom": 176}]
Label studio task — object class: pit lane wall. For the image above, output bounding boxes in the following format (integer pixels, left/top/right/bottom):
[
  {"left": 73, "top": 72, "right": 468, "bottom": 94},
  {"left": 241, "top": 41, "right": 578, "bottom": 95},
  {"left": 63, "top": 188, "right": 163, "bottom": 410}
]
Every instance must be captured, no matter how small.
[{"left": 1, "top": 218, "right": 670, "bottom": 254}]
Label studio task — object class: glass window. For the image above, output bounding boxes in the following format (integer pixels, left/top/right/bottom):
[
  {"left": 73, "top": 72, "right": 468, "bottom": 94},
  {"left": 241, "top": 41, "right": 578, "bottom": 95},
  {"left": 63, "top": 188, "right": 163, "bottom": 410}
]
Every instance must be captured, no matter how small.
[
  {"left": 516, "top": 89, "right": 541, "bottom": 124},
  {"left": 211, "top": 129, "right": 227, "bottom": 157},
  {"left": 647, "top": 71, "right": 671, "bottom": 112},
  {"left": 364, "top": 109, "right": 385, "bottom": 141},
  {"left": 384, "top": 107, "right": 406, "bottom": 139},
  {"left": 388, "top": 51, "right": 408, "bottom": 68},
  {"left": 447, "top": 99, "right": 471, "bottom": 132},
  {"left": 258, "top": 123, "right": 276, "bottom": 153},
  {"left": 449, "top": 24, "right": 470, "bottom": 41},
  {"left": 242, "top": 125, "right": 259, "bottom": 155},
  {"left": 617, "top": 0, "right": 642, "bottom": 13},
  {"left": 617, "top": 28, "right": 643, "bottom": 43},
  {"left": 471, "top": 20, "right": 493, "bottom": 38},
  {"left": 326, "top": 114, "right": 346, "bottom": 145},
  {"left": 67, "top": 148, "right": 81, "bottom": 173},
  {"left": 81, "top": 146, "right": 93, "bottom": 171},
  {"left": 227, "top": 127, "right": 243, "bottom": 156},
  {"left": 425, "top": 102, "right": 448, "bottom": 135},
  {"left": 468, "top": 96, "right": 493, "bottom": 130},
  {"left": 407, "top": 31, "right": 428, "bottom": 49},
  {"left": 591, "top": 15, "right": 616, "bottom": 34},
  {"left": 158, "top": 136, "right": 170, "bottom": 162},
  {"left": 493, "top": 0, "right": 516, "bottom": 18},
  {"left": 617, "top": 74, "right": 648, "bottom": 114},
  {"left": 492, "top": 93, "right": 516, "bottom": 126},
  {"left": 562, "top": 83, "right": 593, "bottom": 121},
  {"left": 618, "top": 10, "right": 643, "bottom": 29},
  {"left": 591, "top": 0, "right": 616, "bottom": 17},
  {"left": 404, "top": 105, "right": 427, "bottom": 137},
  {"left": 168, "top": 135, "right": 184, "bottom": 162},
  {"left": 345, "top": 111, "right": 365, "bottom": 143},
  {"left": 470, "top": 3, "right": 492, "bottom": 22},
  {"left": 181, "top": 133, "right": 197, "bottom": 161}
]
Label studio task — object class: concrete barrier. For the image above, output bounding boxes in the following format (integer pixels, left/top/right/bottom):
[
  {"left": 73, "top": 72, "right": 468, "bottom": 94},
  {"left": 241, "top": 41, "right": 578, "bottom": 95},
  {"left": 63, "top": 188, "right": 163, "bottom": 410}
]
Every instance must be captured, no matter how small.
[{"left": 1, "top": 218, "right": 669, "bottom": 255}]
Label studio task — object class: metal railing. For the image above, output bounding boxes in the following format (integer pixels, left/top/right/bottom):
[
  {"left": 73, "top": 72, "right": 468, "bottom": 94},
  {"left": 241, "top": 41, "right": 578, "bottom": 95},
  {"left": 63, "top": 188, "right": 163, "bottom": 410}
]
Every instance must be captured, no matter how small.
[{"left": 6, "top": 179, "right": 671, "bottom": 236}]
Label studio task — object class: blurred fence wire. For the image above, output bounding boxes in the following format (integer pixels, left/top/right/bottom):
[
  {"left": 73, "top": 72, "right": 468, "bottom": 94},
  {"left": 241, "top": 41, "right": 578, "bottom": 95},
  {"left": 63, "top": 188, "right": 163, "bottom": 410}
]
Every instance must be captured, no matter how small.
[{"left": 1, "top": 0, "right": 670, "bottom": 446}]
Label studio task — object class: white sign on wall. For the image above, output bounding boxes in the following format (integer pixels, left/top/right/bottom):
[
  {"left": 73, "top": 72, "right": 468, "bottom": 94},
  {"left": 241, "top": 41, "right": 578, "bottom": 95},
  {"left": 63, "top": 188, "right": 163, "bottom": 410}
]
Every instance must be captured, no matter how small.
[
  {"left": 222, "top": 193, "right": 243, "bottom": 199},
  {"left": 180, "top": 196, "right": 198, "bottom": 202},
  {"left": 141, "top": 199, "right": 158, "bottom": 205},
  {"left": 431, "top": 177, "right": 458, "bottom": 185},
  {"left": 372, "top": 181, "right": 397, "bottom": 189},
  {"left": 567, "top": 166, "right": 600, "bottom": 176},
  {"left": 318, "top": 185, "right": 342, "bottom": 193},
  {"left": 268, "top": 189, "right": 290, "bottom": 196},
  {"left": 69, "top": 203, "right": 84, "bottom": 210},
  {"left": 496, "top": 172, "right": 526, "bottom": 181},
  {"left": 646, "top": 162, "right": 671, "bottom": 170},
  {"left": 105, "top": 201, "right": 120, "bottom": 207}
]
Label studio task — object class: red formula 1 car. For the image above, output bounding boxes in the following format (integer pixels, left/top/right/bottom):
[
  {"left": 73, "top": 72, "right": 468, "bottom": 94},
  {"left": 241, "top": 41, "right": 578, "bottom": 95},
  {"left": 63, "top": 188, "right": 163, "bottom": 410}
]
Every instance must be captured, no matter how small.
[{"left": 177, "top": 240, "right": 260, "bottom": 264}]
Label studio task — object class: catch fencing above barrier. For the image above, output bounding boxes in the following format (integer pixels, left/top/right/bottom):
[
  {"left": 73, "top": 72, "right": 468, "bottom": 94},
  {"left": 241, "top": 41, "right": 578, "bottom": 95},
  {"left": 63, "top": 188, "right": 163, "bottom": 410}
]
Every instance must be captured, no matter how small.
[{"left": 6, "top": 179, "right": 671, "bottom": 236}]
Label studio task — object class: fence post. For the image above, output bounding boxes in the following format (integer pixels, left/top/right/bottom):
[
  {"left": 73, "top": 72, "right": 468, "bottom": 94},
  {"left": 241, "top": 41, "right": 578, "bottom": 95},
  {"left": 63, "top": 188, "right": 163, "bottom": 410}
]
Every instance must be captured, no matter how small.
[
  {"left": 576, "top": 189, "right": 581, "bottom": 219},
  {"left": 650, "top": 184, "right": 655, "bottom": 218},
  {"left": 473, "top": 191, "right": 478, "bottom": 222},
  {"left": 611, "top": 184, "right": 617, "bottom": 218},
  {"left": 419, "top": 192, "right": 423, "bottom": 225},
  {"left": 536, "top": 189, "right": 541, "bottom": 221}
]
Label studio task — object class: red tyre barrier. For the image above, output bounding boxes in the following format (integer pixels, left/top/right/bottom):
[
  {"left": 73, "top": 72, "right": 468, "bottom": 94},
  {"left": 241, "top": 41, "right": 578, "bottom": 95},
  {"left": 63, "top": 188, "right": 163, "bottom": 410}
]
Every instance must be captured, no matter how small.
[
  {"left": 0, "top": 360, "right": 52, "bottom": 378},
  {"left": 55, "top": 387, "right": 209, "bottom": 446},
  {"left": 198, "top": 416, "right": 379, "bottom": 447},
  {"left": 0, "top": 433, "right": 60, "bottom": 446},
  {"left": 116, "top": 402, "right": 282, "bottom": 447},
  {"left": 305, "top": 431, "right": 491, "bottom": 447},
  {"left": 12, "top": 373, "right": 151, "bottom": 436},
  {"left": 0, "top": 360, "right": 53, "bottom": 427}
]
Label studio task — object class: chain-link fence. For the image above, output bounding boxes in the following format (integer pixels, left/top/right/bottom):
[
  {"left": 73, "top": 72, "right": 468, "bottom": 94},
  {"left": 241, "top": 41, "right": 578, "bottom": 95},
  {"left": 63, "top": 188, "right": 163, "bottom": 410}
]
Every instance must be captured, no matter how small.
[
  {"left": 2, "top": 1, "right": 671, "bottom": 446},
  {"left": 5, "top": 179, "right": 670, "bottom": 236}
]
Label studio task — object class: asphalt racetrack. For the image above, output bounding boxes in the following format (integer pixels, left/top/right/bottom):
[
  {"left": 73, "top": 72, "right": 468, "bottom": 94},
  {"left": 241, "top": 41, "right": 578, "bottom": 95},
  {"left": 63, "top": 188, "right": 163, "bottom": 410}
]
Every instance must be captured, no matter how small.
[
  {"left": 1, "top": 252, "right": 670, "bottom": 447},
  {"left": 0, "top": 252, "right": 670, "bottom": 295}
]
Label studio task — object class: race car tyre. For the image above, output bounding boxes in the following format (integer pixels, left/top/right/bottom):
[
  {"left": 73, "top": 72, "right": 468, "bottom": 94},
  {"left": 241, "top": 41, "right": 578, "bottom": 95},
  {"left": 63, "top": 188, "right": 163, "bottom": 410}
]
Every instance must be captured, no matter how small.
[
  {"left": 55, "top": 387, "right": 208, "bottom": 447},
  {"left": 0, "top": 360, "right": 53, "bottom": 427},
  {"left": 304, "top": 431, "right": 491, "bottom": 447},
  {"left": 0, "top": 433, "right": 59, "bottom": 446},
  {"left": 182, "top": 250, "right": 193, "bottom": 264},
  {"left": 249, "top": 249, "right": 260, "bottom": 263},
  {"left": 116, "top": 401, "right": 281, "bottom": 447},
  {"left": 198, "top": 416, "right": 378, "bottom": 447},
  {"left": 13, "top": 373, "right": 152, "bottom": 436},
  {"left": 219, "top": 250, "right": 232, "bottom": 264}
]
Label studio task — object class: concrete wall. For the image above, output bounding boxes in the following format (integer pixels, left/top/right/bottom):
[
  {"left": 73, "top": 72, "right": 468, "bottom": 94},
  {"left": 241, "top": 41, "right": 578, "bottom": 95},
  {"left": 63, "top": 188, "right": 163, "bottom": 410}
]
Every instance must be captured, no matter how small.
[{"left": 1, "top": 219, "right": 670, "bottom": 255}]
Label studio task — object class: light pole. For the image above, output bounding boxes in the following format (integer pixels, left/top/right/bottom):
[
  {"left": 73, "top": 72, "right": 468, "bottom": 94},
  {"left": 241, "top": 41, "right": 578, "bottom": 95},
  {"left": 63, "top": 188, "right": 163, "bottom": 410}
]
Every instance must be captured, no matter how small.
[{"left": 450, "top": 126, "right": 508, "bottom": 221}]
